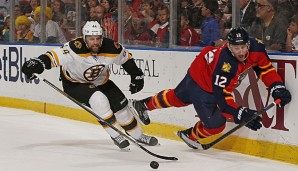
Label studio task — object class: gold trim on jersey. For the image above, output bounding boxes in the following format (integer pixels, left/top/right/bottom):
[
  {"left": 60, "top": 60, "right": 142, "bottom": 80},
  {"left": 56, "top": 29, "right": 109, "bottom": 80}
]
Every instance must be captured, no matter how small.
[
  {"left": 223, "top": 89, "right": 232, "bottom": 95},
  {"left": 46, "top": 50, "right": 60, "bottom": 67},
  {"left": 76, "top": 53, "right": 119, "bottom": 58},
  {"left": 61, "top": 66, "right": 110, "bottom": 85},
  {"left": 259, "top": 62, "right": 272, "bottom": 69},
  {"left": 259, "top": 68, "right": 275, "bottom": 80},
  {"left": 225, "top": 96, "right": 234, "bottom": 101},
  {"left": 62, "top": 66, "right": 80, "bottom": 83}
]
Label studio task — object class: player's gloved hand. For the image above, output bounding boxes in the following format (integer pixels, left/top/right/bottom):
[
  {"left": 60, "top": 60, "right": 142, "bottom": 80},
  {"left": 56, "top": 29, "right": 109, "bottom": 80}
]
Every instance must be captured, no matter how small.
[
  {"left": 270, "top": 82, "right": 291, "bottom": 107},
  {"left": 21, "top": 58, "right": 45, "bottom": 80},
  {"left": 129, "top": 74, "right": 144, "bottom": 94},
  {"left": 246, "top": 116, "right": 262, "bottom": 131},
  {"left": 235, "top": 107, "right": 262, "bottom": 131}
]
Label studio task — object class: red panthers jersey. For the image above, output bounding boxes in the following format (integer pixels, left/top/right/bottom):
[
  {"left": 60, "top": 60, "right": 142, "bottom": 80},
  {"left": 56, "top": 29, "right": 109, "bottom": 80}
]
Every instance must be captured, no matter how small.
[{"left": 189, "top": 38, "right": 283, "bottom": 119}]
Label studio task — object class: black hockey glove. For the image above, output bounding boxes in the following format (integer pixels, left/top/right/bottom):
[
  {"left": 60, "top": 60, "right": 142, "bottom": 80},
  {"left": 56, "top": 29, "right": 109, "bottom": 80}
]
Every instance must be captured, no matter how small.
[
  {"left": 270, "top": 82, "right": 291, "bottom": 107},
  {"left": 129, "top": 74, "right": 144, "bottom": 94},
  {"left": 21, "top": 58, "right": 45, "bottom": 80},
  {"left": 235, "top": 107, "right": 262, "bottom": 131}
]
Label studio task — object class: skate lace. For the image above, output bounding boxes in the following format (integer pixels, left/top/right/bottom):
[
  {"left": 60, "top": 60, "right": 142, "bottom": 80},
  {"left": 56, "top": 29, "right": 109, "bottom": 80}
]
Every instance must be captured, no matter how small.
[
  {"left": 114, "top": 135, "right": 126, "bottom": 144},
  {"left": 138, "top": 134, "right": 151, "bottom": 144}
]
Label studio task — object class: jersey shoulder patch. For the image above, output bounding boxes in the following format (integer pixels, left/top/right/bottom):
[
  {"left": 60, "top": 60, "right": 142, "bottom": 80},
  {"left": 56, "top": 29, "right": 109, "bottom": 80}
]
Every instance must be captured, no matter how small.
[{"left": 68, "top": 37, "right": 89, "bottom": 54}]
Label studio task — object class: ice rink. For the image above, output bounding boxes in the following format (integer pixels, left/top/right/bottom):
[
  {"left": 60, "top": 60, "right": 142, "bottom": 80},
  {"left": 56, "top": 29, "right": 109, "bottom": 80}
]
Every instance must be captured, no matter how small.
[{"left": 0, "top": 106, "right": 297, "bottom": 171}]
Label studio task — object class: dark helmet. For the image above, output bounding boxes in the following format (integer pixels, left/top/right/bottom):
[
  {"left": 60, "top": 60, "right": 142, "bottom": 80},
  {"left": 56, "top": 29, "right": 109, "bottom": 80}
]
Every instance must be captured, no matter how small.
[{"left": 227, "top": 27, "right": 249, "bottom": 45}]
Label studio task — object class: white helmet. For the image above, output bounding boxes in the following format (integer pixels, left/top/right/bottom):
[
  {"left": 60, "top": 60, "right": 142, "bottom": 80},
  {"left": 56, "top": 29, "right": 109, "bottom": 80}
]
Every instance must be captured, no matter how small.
[{"left": 82, "top": 21, "right": 103, "bottom": 40}]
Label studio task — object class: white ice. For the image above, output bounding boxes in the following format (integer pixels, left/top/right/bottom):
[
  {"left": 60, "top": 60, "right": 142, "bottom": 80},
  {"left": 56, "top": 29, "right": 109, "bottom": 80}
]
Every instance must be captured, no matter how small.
[{"left": 0, "top": 107, "right": 297, "bottom": 171}]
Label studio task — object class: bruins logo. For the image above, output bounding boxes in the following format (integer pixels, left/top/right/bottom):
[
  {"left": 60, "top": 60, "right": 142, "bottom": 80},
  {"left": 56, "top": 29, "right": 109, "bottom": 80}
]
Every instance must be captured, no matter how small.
[
  {"left": 74, "top": 41, "right": 82, "bottom": 49},
  {"left": 221, "top": 62, "right": 231, "bottom": 73},
  {"left": 84, "top": 64, "right": 105, "bottom": 81},
  {"left": 114, "top": 41, "right": 121, "bottom": 49}
]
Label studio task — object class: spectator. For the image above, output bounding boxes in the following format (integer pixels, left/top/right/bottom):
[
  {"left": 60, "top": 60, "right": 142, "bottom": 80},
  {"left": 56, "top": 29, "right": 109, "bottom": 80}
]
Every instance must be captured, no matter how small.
[
  {"left": 101, "top": 0, "right": 117, "bottom": 39},
  {"left": 156, "top": 4, "right": 170, "bottom": 47},
  {"left": 200, "top": 0, "right": 220, "bottom": 46},
  {"left": 87, "top": 0, "right": 100, "bottom": 9},
  {"left": 89, "top": 6, "right": 98, "bottom": 21},
  {"left": 1, "top": 15, "right": 10, "bottom": 41},
  {"left": 15, "top": 15, "right": 34, "bottom": 43},
  {"left": 240, "top": 0, "right": 257, "bottom": 30},
  {"left": 139, "top": 0, "right": 155, "bottom": 19},
  {"left": 33, "top": 6, "right": 66, "bottom": 43},
  {"left": 277, "top": 0, "right": 294, "bottom": 21},
  {"left": 285, "top": 15, "right": 298, "bottom": 52},
  {"left": 152, "top": 0, "right": 164, "bottom": 12},
  {"left": 214, "top": 9, "right": 226, "bottom": 39},
  {"left": 52, "top": 0, "right": 68, "bottom": 32},
  {"left": 96, "top": 5, "right": 106, "bottom": 24},
  {"left": 101, "top": 0, "right": 116, "bottom": 14},
  {"left": 139, "top": 0, "right": 159, "bottom": 35},
  {"left": 15, "top": 5, "right": 25, "bottom": 18},
  {"left": 129, "top": 15, "right": 154, "bottom": 46},
  {"left": 24, "top": 0, "right": 40, "bottom": 18},
  {"left": 247, "top": 0, "right": 288, "bottom": 51},
  {"left": 189, "top": 0, "right": 204, "bottom": 29},
  {"left": 24, "top": 0, "right": 40, "bottom": 31},
  {"left": 179, "top": 12, "right": 200, "bottom": 46},
  {"left": 0, "top": 0, "right": 19, "bottom": 13}
]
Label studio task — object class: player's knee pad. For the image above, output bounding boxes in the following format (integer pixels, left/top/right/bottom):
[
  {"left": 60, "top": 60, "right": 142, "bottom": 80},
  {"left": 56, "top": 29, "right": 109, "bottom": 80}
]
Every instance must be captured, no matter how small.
[{"left": 89, "top": 91, "right": 113, "bottom": 118}]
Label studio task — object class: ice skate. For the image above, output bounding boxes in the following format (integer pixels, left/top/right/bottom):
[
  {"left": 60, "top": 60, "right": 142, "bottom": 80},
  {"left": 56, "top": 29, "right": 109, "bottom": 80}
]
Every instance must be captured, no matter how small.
[
  {"left": 111, "top": 135, "right": 130, "bottom": 150},
  {"left": 177, "top": 128, "right": 202, "bottom": 149},
  {"left": 128, "top": 99, "right": 151, "bottom": 125},
  {"left": 136, "top": 134, "right": 159, "bottom": 146}
]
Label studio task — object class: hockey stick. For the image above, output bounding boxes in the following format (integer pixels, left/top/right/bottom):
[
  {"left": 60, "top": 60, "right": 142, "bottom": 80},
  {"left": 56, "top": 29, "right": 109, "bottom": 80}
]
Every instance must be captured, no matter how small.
[
  {"left": 34, "top": 74, "right": 178, "bottom": 161},
  {"left": 200, "top": 99, "right": 281, "bottom": 150}
]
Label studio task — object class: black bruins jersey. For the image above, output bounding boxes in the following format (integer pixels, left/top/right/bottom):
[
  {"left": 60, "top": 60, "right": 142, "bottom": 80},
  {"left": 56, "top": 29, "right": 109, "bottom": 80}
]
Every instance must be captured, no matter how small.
[{"left": 43, "top": 37, "right": 131, "bottom": 86}]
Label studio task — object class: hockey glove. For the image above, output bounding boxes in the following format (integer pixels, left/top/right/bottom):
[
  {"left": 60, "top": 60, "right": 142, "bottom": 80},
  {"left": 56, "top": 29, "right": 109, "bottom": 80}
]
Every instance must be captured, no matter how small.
[
  {"left": 21, "top": 58, "right": 45, "bottom": 80},
  {"left": 270, "top": 82, "right": 291, "bottom": 107},
  {"left": 235, "top": 107, "right": 262, "bottom": 131},
  {"left": 129, "top": 74, "right": 144, "bottom": 94}
]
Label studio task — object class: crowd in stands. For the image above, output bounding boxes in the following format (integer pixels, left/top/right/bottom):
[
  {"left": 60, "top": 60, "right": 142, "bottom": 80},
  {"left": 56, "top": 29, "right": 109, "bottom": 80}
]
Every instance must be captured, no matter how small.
[{"left": 0, "top": 0, "right": 298, "bottom": 52}]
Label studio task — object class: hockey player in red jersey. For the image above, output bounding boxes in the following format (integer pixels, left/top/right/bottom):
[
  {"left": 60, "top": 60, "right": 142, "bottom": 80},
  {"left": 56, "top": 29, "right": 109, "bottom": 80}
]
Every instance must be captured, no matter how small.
[
  {"left": 21, "top": 21, "right": 158, "bottom": 150},
  {"left": 129, "top": 27, "right": 291, "bottom": 149}
]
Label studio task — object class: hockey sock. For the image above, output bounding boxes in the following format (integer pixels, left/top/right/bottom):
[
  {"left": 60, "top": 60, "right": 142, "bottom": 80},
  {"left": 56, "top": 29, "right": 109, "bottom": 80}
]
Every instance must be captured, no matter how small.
[
  {"left": 146, "top": 89, "right": 188, "bottom": 110},
  {"left": 191, "top": 121, "right": 226, "bottom": 140}
]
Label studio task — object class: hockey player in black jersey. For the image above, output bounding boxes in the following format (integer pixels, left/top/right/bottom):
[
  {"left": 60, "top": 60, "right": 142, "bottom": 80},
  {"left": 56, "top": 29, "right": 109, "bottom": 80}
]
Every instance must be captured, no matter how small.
[{"left": 21, "top": 21, "right": 158, "bottom": 149}]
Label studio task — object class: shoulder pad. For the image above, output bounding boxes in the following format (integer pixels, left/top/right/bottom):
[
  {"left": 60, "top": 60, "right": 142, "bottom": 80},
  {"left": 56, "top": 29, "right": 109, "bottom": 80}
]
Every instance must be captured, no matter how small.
[
  {"left": 68, "top": 37, "right": 89, "bottom": 54},
  {"left": 99, "top": 38, "right": 123, "bottom": 54}
]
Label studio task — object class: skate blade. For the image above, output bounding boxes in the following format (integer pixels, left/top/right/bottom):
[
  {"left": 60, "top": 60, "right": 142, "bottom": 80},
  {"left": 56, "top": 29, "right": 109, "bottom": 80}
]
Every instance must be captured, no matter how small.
[
  {"left": 175, "top": 131, "right": 203, "bottom": 150},
  {"left": 120, "top": 146, "right": 131, "bottom": 151}
]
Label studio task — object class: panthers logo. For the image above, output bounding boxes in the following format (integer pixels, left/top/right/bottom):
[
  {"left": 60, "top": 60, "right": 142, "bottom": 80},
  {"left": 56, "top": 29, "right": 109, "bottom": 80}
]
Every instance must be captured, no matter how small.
[
  {"left": 84, "top": 65, "right": 105, "bottom": 81},
  {"left": 221, "top": 62, "right": 231, "bottom": 73}
]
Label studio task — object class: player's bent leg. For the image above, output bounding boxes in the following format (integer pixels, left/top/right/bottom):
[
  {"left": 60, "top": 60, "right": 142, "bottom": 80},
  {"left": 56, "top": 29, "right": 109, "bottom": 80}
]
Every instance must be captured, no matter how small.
[
  {"left": 115, "top": 106, "right": 159, "bottom": 146},
  {"left": 89, "top": 91, "right": 130, "bottom": 149},
  {"left": 129, "top": 89, "right": 188, "bottom": 125}
]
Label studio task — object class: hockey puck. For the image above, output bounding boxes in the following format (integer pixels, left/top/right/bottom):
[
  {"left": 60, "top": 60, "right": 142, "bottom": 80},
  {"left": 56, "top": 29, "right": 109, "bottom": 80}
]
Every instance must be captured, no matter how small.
[{"left": 150, "top": 161, "right": 159, "bottom": 169}]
